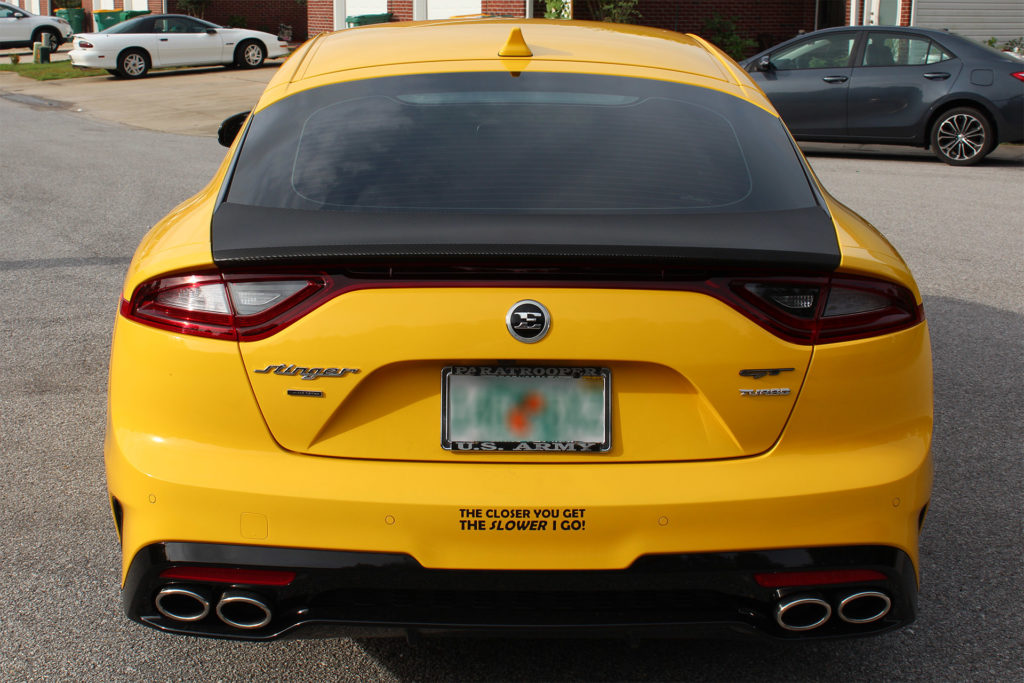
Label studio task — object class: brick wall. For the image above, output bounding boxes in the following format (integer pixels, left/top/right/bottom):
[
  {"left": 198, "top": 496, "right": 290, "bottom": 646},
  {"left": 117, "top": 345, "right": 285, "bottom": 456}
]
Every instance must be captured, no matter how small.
[
  {"left": 169, "top": 1, "right": 308, "bottom": 39},
  {"left": 75, "top": 1, "right": 307, "bottom": 38},
  {"left": 307, "top": 0, "right": 333, "bottom": 34},
  {"left": 389, "top": 0, "right": 412, "bottom": 22},
  {"left": 482, "top": 0, "right": 526, "bottom": 17}
]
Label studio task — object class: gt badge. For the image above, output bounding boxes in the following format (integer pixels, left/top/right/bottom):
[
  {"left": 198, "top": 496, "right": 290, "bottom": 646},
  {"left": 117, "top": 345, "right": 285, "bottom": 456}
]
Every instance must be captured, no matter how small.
[
  {"left": 506, "top": 300, "right": 550, "bottom": 343},
  {"left": 739, "top": 368, "right": 794, "bottom": 379}
]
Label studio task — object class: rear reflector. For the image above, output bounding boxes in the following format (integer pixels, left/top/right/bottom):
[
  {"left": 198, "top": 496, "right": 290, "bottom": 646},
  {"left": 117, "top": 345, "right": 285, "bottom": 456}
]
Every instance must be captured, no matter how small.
[
  {"left": 755, "top": 569, "right": 888, "bottom": 588},
  {"left": 160, "top": 566, "right": 296, "bottom": 586}
]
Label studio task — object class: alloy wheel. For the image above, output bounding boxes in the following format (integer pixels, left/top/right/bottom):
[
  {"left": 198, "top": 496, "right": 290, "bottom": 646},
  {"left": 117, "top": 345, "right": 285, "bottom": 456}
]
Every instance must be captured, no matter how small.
[{"left": 935, "top": 113, "right": 985, "bottom": 162}]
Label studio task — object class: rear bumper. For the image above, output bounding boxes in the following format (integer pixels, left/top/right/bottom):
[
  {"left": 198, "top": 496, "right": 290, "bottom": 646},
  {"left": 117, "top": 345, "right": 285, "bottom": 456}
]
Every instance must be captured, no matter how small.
[{"left": 125, "top": 542, "right": 918, "bottom": 641}]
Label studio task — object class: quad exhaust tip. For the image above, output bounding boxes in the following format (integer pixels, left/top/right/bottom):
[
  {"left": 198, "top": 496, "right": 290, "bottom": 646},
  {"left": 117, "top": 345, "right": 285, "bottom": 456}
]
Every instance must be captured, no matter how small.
[
  {"left": 216, "top": 590, "right": 273, "bottom": 630},
  {"left": 838, "top": 591, "right": 892, "bottom": 624},
  {"left": 774, "top": 595, "right": 832, "bottom": 632},
  {"left": 155, "top": 586, "right": 210, "bottom": 623}
]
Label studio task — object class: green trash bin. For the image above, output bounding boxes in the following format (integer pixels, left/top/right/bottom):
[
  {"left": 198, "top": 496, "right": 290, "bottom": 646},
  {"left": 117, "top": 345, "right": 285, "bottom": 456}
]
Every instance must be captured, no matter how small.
[
  {"left": 120, "top": 9, "right": 150, "bottom": 22},
  {"left": 346, "top": 13, "right": 392, "bottom": 28},
  {"left": 55, "top": 8, "right": 86, "bottom": 35},
  {"left": 92, "top": 9, "right": 123, "bottom": 32}
]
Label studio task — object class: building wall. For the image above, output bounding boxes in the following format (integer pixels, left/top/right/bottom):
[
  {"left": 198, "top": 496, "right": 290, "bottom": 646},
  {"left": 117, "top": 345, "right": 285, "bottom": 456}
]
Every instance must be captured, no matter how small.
[
  {"left": 169, "top": 1, "right": 307, "bottom": 38},
  {"left": 74, "top": 1, "right": 306, "bottom": 38},
  {"left": 389, "top": 0, "right": 413, "bottom": 21},
  {"left": 307, "top": 0, "right": 334, "bottom": 33},
  {"left": 481, "top": 0, "right": 527, "bottom": 16},
  {"left": 567, "top": 1, "right": 816, "bottom": 53},
  {"left": 913, "top": 0, "right": 1024, "bottom": 44}
]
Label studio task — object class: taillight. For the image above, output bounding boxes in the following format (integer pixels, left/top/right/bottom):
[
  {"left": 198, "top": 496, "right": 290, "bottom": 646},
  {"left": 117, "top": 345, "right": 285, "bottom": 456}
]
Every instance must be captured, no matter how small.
[
  {"left": 721, "top": 274, "right": 922, "bottom": 344},
  {"left": 121, "top": 268, "right": 920, "bottom": 344},
  {"left": 122, "top": 272, "right": 329, "bottom": 341},
  {"left": 1012, "top": 71, "right": 1024, "bottom": 83},
  {"left": 77, "top": 40, "right": 94, "bottom": 48}
]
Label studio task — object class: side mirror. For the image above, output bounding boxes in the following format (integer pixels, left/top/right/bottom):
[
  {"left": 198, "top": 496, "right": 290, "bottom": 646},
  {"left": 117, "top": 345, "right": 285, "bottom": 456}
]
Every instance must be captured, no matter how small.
[
  {"left": 13, "top": 12, "right": 27, "bottom": 19},
  {"left": 758, "top": 56, "right": 774, "bottom": 71},
  {"left": 206, "top": 28, "right": 217, "bottom": 35},
  {"left": 218, "top": 111, "right": 250, "bottom": 148}
]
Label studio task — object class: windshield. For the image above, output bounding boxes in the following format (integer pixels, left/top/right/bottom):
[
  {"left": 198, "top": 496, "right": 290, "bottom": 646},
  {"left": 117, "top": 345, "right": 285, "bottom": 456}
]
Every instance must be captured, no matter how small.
[{"left": 227, "top": 72, "right": 817, "bottom": 214}]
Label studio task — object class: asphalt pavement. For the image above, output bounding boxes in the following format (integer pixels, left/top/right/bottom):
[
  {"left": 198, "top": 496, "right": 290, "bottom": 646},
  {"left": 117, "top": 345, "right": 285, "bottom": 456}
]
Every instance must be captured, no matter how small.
[{"left": 0, "top": 69, "right": 1022, "bottom": 681}]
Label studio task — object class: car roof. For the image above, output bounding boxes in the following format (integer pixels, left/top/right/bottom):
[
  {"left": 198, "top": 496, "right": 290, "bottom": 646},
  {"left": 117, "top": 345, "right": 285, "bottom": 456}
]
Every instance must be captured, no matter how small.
[
  {"left": 751, "top": 25, "right": 996, "bottom": 59},
  {"left": 256, "top": 19, "right": 774, "bottom": 113}
]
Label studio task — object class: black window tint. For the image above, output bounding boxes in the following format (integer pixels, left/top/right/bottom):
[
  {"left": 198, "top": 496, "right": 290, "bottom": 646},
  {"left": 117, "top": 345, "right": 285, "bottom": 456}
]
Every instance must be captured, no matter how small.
[
  {"left": 772, "top": 34, "right": 856, "bottom": 70},
  {"left": 106, "top": 17, "right": 154, "bottom": 34},
  {"left": 227, "top": 73, "right": 816, "bottom": 214},
  {"left": 863, "top": 34, "right": 937, "bottom": 66},
  {"left": 926, "top": 41, "right": 953, "bottom": 64}
]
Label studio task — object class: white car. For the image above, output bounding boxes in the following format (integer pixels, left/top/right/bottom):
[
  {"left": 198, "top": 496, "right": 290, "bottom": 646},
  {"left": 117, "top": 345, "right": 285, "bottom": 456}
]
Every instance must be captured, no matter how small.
[
  {"left": 0, "top": 1, "right": 72, "bottom": 48},
  {"left": 69, "top": 13, "right": 289, "bottom": 78}
]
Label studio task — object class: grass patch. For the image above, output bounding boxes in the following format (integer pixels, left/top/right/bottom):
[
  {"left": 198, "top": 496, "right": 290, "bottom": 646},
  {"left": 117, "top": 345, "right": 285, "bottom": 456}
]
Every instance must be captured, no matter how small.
[{"left": 0, "top": 60, "right": 105, "bottom": 80}]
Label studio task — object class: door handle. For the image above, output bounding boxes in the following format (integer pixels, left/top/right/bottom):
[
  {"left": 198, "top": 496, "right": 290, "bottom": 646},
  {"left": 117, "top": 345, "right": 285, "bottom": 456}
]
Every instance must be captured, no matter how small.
[
  {"left": 159, "top": 38, "right": 168, "bottom": 41},
  {"left": 923, "top": 72, "right": 950, "bottom": 80},
  {"left": 822, "top": 75, "right": 848, "bottom": 83}
]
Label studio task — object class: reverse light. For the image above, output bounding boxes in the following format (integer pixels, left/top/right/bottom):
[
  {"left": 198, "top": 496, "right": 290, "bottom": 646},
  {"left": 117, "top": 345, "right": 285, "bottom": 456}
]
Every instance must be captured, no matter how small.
[{"left": 122, "top": 272, "right": 329, "bottom": 341}]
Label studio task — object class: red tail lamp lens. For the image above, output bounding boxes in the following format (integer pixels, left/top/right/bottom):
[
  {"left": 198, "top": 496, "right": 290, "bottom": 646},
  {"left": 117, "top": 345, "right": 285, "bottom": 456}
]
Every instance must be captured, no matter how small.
[
  {"left": 725, "top": 274, "right": 921, "bottom": 344},
  {"left": 755, "top": 569, "right": 888, "bottom": 588},
  {"left": 160, "top": 566, "right": 296, "bottom": 586},
  {"left": 122, "top": 272, "right": 329, "bottom": 341}
]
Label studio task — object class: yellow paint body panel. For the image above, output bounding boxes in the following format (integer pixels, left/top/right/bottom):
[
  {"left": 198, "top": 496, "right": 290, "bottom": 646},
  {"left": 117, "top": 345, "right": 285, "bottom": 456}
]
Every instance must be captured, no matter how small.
[
  {"left": 241, "top": 288, "right": 811, "bottom": 462},
  {"left": 108, "top": 315, "right": 931, "bottom": 575}
]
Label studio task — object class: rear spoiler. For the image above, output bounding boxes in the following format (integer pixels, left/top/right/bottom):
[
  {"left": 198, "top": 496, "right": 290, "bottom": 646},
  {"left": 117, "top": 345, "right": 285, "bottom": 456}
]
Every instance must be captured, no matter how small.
[{"left": 211, "top": 203, "right": 840, "bottom": 271}]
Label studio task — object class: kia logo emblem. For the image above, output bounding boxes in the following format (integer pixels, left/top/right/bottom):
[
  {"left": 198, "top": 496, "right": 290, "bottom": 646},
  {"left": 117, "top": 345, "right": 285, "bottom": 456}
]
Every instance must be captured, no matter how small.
[{"left": 506, "top": 300, "right": 550, "bottom": 343}]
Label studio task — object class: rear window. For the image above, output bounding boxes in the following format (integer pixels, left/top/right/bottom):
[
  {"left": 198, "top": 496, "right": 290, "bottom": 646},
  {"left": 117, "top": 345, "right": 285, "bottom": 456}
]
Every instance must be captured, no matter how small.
[{"left": 226, "top": 72, "right": 817, "bottom": 214}]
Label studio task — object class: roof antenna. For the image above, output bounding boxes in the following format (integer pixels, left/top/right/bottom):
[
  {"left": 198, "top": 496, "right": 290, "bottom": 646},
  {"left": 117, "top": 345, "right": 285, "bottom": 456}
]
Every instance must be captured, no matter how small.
[{"left": 498, "top": 27, "right": 533, "bottom": 57}]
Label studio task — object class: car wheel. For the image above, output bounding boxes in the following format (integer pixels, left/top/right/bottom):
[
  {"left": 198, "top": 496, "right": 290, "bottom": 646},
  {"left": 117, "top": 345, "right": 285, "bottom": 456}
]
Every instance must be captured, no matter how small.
[
  {"left": 33, "top": 28, "right": 62, "bottom": 49},
  {"left": 930, "top": 107, "right": 993, "bottom": 166},
  {"left": 236, "top": 40, "right": 266, "bottom": 69},
  {"left": 116, "top": 49, "right": 149, "bottom": 79}
]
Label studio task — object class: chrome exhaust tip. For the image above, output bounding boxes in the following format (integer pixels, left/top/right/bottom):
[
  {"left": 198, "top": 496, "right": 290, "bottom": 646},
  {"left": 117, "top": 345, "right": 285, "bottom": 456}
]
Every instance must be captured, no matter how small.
[
  {"left": 838, "top": 591, "right": 892, "bottom": 624},
  {"left": 216, "top": 591, "right": 272, "bottom": 630},
  {"left": 774, "top": 595, "right": 832, "bottom": 632},
  {"left": 155, "top": 586, "right": 210, "bottom": 622}
]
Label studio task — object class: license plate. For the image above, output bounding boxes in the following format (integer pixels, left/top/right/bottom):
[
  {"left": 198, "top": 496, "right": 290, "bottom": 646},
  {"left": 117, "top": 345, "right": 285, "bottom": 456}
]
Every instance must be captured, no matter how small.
[{"left": 442, "top": 366, "right": 611, "bottom": 452}]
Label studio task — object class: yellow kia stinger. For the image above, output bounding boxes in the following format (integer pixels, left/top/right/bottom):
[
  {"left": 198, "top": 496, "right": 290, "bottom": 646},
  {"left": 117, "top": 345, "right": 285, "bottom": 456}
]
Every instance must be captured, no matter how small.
[{"left": 105, "top": 19, "right": 933, "bottom": 640}]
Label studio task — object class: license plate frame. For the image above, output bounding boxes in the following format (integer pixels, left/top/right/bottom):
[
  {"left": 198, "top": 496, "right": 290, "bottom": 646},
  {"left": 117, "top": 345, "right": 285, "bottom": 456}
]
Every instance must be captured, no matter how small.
[{"left": 441, "top": 365, "right": 612, "bottom": 453}]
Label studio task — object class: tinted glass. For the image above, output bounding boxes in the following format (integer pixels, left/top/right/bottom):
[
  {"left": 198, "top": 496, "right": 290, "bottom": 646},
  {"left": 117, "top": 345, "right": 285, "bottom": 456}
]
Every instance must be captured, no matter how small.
[
  {"left": 106, "top": 16, "right": 154, "bottom": 34},
  {"left": 863, "top": 34, "right": 950, "bottom": 66},
  {"left": 772, "top": 34, "right": 856, "bottom": 70},
  {"left": 227, "top": 73, "right": 816, "bottom": 214}
]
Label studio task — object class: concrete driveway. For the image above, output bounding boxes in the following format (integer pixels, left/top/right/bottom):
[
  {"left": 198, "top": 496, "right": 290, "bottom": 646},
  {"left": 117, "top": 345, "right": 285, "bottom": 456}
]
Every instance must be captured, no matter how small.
[{"left": 0, "top": 61, "right": 277, "bottom": 136}]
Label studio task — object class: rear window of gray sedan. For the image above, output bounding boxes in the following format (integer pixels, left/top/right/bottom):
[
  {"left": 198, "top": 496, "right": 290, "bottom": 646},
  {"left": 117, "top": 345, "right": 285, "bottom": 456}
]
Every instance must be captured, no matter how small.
[{"left": 226, "top": 72, "right": 817, "bottom": 214}]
